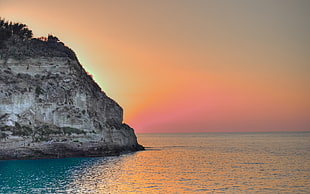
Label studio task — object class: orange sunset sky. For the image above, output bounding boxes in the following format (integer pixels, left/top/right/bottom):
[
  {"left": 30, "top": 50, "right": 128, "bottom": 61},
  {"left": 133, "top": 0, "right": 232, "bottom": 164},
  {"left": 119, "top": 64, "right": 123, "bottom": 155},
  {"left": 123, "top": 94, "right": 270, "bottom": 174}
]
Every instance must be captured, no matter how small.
[{"left": 1, "top": 0, "right": 309, "bottom": 133}]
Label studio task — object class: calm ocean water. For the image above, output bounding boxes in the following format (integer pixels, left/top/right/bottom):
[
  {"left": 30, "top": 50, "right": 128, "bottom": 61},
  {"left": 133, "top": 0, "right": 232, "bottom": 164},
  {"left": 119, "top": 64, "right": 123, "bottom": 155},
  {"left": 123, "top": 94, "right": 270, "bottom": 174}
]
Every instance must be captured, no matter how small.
[{"left": 0, "top": 132, "right": 309, "bottom": 193}]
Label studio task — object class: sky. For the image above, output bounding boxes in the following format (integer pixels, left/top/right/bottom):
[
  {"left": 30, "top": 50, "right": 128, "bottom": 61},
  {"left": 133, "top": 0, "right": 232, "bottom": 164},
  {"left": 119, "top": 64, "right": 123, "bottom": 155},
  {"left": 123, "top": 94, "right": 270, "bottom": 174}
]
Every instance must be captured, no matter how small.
[{"left": 1, "top": 0, "right": 309, "bottom": 133}]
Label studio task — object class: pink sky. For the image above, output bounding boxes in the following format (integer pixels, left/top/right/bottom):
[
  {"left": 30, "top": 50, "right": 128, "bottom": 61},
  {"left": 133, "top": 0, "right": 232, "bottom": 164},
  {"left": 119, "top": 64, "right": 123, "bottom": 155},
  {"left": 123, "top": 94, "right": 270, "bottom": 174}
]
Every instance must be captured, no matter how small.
[{"left": 1, "top": 0, "right": 309, "bottom": 133}]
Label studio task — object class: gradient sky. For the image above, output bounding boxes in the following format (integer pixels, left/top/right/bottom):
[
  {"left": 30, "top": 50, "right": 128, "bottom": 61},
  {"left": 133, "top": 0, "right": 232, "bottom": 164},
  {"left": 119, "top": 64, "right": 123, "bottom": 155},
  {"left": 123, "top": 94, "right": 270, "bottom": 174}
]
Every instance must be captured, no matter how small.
[{"left": 1, "top": 0, "right": 309, "bottom": 133}]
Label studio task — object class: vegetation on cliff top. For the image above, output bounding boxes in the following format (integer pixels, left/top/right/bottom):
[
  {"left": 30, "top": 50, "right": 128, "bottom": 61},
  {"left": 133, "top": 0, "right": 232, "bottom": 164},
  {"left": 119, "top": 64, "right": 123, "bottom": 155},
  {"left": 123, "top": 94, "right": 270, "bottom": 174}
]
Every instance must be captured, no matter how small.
[
  {"left": 0, "top": 18, "right": 33, "bottom": 41},
  {"left": 0, "top": 18, "right": 76, "bottom": 60}
]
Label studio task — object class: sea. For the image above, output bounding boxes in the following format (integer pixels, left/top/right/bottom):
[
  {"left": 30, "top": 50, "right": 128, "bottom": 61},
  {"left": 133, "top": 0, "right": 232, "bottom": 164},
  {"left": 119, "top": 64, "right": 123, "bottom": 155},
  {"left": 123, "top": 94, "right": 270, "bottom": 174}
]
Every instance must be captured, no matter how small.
[{"left": 0, "top": 132, "right": 309, "bottom": 193}]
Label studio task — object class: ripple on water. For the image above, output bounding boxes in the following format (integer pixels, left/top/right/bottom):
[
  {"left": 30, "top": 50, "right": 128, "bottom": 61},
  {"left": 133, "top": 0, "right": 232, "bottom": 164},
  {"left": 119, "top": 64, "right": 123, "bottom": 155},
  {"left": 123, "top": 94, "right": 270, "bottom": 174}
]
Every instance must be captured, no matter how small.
[{"left": 0, "top": 132, "right": 309, "bottom": 193}]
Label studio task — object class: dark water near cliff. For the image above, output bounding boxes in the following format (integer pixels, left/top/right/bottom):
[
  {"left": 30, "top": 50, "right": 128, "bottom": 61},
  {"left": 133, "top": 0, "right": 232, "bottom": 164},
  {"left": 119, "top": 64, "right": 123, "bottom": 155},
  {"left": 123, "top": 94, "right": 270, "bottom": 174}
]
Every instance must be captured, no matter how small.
[{"left": 0, "top": 132, "right": 309, "bottom": 193}]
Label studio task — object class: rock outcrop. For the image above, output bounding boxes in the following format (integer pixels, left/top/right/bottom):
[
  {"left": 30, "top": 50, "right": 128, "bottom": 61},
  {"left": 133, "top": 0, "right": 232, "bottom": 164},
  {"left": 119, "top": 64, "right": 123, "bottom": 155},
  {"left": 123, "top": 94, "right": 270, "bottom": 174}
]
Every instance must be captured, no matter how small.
[{"left": 0, "top": 20, "right": 143, "bottom": 160}]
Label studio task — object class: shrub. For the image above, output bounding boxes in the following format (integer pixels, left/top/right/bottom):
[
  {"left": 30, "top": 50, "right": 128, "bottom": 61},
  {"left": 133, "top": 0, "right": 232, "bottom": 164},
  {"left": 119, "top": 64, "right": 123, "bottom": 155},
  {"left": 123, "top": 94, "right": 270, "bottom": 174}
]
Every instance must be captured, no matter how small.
[
  {"left": 61, "top": 127, "right": 86, "bottom": 135},
  {"left": 0, "top": 18, "right": 33, "bottom": 41}
]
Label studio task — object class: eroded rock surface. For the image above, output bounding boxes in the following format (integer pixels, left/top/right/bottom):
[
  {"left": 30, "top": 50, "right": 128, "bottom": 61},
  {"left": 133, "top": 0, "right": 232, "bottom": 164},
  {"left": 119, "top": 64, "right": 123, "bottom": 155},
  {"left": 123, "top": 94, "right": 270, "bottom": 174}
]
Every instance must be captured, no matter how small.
[{"left": 0, "top": 34, "right": 143, "bottom": 160}]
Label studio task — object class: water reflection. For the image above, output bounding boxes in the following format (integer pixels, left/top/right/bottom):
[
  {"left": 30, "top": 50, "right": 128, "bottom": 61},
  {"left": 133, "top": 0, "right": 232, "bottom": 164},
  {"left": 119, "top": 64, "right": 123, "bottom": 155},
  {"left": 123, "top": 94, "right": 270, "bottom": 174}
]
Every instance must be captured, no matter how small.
[
  {"left": 1, "top": 132, "right": 309, "bottom": 193},
  {"left": 0, "top": 157, "right": 98, "bottom": 193},
  {"left": 68, "top": 156, "right": 124, "bottom": 193},
  {"left": 68, "top": 133, "right": 310, "bottom": 193}
]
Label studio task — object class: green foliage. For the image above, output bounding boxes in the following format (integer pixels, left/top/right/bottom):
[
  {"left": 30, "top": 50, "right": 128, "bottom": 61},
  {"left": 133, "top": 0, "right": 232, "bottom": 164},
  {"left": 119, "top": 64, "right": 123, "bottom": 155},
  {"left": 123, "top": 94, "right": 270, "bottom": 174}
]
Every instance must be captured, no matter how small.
[
  {"left": 33, "top": 136, "right": 49, "bottom": 142},
  {"left": 32, "top": 125, "right": 58, "bottom": 142},
  {"left": 0, "top": 17, "right": 33, "bottom": 42},
  {"left": 47, "top": 34, "right": 59, "bottom": 42},
  {"left": 12, "top": 122, "right": 33, "bottom": 136},
  {"left": 0, "top": 122, "right": 86, "bottom": 142},
  {"left": 26, "top": 125, "right": 85, "bottom": 142},
  {"left": 0, "top": 18, "right": 77, "bottom": 60},
  {"left": 61, "top": 127, "right": 86, "bottom": 135}
]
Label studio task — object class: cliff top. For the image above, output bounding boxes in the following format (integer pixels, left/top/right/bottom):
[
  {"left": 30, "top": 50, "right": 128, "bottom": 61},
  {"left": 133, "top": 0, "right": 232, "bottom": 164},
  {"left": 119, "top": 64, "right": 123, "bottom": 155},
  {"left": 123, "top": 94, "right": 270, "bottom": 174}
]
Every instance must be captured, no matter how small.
[
  {"left": 0, "top": 18, "right": 77, "bottom": 60},
  {"left": 0, "top": 18, "right": 107, "bottom": 95}
]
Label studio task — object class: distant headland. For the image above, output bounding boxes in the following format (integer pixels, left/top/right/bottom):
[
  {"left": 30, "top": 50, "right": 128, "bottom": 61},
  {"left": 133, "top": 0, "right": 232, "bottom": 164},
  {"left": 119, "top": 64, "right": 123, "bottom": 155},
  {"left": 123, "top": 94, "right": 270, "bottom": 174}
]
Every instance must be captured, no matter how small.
[{"left": 0, "top": 18, "right": 144, "bottom": 160}]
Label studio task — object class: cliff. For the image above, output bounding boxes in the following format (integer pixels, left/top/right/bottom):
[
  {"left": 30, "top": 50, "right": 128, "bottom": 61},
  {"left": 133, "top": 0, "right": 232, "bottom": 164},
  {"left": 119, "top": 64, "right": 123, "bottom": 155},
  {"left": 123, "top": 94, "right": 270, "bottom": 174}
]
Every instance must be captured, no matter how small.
[{"left": 0, "top": 20, "right": 143, "bottom": 160}]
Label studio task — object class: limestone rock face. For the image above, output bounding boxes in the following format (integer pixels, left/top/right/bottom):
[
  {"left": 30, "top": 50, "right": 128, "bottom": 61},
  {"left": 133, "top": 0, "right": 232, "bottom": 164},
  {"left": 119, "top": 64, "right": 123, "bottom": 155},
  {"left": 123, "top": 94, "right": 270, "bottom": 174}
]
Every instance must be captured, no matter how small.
[{"left": 0, "top": 40, "right": 143, "bottom": 160}]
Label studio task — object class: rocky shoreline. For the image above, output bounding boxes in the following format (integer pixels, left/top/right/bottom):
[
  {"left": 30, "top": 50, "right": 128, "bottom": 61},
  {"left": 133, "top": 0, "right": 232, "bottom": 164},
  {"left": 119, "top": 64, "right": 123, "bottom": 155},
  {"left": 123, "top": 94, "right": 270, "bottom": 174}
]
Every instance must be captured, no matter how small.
[{"left": 0, "top": 142, "right": 144, "bottom": 160}]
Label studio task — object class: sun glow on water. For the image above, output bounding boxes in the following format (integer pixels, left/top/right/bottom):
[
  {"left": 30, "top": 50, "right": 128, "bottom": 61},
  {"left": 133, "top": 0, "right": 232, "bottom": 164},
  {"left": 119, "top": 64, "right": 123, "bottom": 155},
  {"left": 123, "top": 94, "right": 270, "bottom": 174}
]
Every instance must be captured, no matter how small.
[{"left": 1, "top": 132, "right": 309, "bottom": 193}]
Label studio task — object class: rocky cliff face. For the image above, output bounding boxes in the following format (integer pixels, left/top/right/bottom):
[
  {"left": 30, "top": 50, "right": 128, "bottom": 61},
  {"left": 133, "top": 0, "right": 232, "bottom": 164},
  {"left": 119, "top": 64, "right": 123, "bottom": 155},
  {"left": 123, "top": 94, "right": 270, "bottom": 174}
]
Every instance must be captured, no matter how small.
[{"left": 0, "top": 27, "right": 143, "bottom": 160}]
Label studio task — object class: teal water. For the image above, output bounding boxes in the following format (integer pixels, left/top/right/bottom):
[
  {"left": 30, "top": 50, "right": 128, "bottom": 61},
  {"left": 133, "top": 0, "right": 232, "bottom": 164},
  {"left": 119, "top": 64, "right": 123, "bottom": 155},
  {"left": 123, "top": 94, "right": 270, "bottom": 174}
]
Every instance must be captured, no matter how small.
[
  {"left": 0, "top": 157, "right": 100, "bottom": 193},
  {"left": 0, "top": 132, "right": 310, "bottom": 193}
]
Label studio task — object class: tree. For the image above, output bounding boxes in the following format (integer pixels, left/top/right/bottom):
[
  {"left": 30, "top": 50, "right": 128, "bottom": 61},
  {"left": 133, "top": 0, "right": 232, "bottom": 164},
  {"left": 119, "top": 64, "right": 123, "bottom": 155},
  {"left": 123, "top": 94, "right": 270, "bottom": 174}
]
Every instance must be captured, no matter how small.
[
  {"left": 0, "top": 18, "right": 33, "bottom": 41},
  {"left": 47, "top": 34, "right": 59, "bottom": 42}
]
